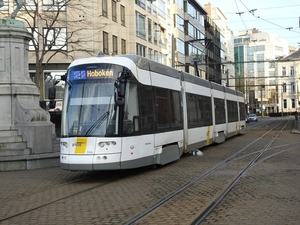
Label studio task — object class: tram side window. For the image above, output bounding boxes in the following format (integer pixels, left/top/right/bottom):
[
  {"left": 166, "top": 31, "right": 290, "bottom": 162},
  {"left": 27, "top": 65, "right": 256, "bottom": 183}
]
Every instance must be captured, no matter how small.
[
  {"left": 123, "top": 82, "right": 139, "bottom": 136},
  {"left": 239, "top": 102, "right": 246, "bottom": 120},
  {"left": 199, "top": 95, "right": 212, "bottom": 126},
  {"left": 214, "top": 98, "right": 226, "bottom": 124},
  {"left": 227, "top": 100, "right": 238, "bottom": 122},
  {"left": 170, "top": 91, "right": 182, "bottom": 128},
  {"left": 138, "top": 85, "right": 154, "bottom": 134},
  {"left": 187, "top": 94, "right": 198, "bottom": 128},
  {"left": 187, "top": 93, "right": 212, "bottom": 128},
  {"left": 154, "top": 87, "right": 182, "bottom": 131},
  {"left": 155, "top": 88, "right": 170, "bottom": 129}
]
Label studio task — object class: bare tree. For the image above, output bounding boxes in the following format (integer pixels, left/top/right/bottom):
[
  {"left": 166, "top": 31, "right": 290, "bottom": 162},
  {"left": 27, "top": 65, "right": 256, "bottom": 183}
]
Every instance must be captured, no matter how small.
[{"left": 13, "top": 0, "right": 106, "bottom": 100}]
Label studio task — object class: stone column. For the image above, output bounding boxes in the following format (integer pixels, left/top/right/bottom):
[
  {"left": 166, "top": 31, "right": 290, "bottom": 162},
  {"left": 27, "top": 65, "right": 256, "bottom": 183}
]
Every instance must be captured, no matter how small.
[{"left": 0, "top": 19, "right": 54, "bottom": 155}]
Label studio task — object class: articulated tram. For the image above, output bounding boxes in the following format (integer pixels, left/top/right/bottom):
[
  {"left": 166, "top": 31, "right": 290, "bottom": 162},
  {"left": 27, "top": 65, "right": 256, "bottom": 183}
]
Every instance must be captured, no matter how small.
[{"left": 60, "top": 55, "right": 246, "bottom": 171}]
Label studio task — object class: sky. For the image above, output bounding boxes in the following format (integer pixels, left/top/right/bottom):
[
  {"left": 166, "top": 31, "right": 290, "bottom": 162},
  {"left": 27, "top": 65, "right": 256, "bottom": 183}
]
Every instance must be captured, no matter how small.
[{"left": 201, "top": 0, "right": 300, "bottom": 48}]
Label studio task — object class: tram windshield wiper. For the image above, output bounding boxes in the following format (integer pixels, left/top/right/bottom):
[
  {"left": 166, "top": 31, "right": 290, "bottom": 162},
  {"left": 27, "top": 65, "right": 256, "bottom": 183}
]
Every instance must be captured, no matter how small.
[{"left": 84, "top": 111, "right": 109, "bottom": 136}]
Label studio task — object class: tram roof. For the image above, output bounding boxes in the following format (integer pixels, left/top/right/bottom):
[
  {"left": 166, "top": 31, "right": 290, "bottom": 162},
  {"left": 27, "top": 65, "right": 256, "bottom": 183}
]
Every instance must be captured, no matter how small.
[{"left": 68, "top": 55, "right": 243, "bottom": 97}]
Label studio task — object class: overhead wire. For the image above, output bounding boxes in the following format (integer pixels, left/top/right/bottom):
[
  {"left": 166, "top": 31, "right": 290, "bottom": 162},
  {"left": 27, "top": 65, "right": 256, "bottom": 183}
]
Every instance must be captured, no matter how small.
[
  {"left": 234, "top": 0, "right": 248, "bottom": 31},
  {"left": 238, "top": 0, "right": 300, "bottom": 34}
]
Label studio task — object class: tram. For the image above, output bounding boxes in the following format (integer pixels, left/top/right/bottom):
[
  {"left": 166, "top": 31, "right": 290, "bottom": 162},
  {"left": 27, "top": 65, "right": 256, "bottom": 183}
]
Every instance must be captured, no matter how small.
[{"left": 60, "top": 55, "right": 246, "bottom": 171}]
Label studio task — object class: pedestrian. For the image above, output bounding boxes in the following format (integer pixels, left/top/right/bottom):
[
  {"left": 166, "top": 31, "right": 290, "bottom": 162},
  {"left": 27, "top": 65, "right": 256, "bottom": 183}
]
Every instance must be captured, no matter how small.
[{"left": 295, "top": 111, "right": 298, "bottom": 121}]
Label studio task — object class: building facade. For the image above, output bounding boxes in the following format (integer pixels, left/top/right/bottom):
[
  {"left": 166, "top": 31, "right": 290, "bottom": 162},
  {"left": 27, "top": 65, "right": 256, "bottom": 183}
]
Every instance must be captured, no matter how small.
[
  {"left": 278, "top": 49, "right": 300, "bottom": 113},
  {"left": 234, "top": 29, "right": 289, "bottom": 115},
  {"left": 204, "top": 3, "right": 235, "bottom": 89},
  {"left": 1, "top": 0, "right": 222, "bottom": 106}
]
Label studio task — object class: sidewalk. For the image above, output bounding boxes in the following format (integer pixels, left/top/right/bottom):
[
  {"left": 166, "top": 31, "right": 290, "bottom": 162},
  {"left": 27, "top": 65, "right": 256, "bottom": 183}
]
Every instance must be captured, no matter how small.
[{"left": 0, "top": 138, "right": 60, "bottom": 171}]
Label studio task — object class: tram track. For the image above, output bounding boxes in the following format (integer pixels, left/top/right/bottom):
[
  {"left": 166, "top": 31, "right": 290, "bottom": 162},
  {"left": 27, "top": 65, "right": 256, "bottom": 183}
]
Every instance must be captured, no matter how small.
[
  {"left": 123, "top": 119, "right": 294, "bottom": 224},
  {"left": 0, "top": 118, "right": 297, "bottom": 224},
  {"left": 190, "top": 119, "right": 292, "bottom": 225},
  {"left": 0, "top": 170, "right": 138, "bottom": 223}
]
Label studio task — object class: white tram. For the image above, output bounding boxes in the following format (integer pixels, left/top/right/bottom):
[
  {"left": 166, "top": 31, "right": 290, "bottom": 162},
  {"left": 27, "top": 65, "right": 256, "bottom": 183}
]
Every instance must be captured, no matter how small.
[{"left": 60, "top": 55, "right": 246, "bottom": 171}]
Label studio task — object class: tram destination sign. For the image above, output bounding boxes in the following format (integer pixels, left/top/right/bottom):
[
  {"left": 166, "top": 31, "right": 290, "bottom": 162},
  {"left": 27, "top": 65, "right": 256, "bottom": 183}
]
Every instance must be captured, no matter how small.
[{"left": 70, "top": 69, "right": 114, "bottom": 80}]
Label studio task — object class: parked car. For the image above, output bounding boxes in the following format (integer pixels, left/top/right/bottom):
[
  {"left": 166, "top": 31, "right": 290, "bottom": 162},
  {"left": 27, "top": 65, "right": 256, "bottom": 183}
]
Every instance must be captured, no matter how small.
[{"left": 248, "top": 114, "right": 258, "bottom": 122}]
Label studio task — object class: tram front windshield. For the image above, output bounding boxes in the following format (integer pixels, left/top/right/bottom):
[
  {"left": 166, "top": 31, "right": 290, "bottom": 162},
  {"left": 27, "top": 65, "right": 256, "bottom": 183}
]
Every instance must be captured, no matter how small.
[{"left": 61, "top": 63, "right": 131, "bottom": 137}]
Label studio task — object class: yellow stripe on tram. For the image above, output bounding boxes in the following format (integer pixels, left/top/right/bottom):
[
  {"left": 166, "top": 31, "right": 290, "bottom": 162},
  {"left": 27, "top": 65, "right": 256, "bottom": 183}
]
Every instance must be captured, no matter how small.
[
  {"left": 206, "top": 126, "right": 210, "bottom": 145},
  {"left": 74, "top": 138, "right": 87, "bottom": 154}
]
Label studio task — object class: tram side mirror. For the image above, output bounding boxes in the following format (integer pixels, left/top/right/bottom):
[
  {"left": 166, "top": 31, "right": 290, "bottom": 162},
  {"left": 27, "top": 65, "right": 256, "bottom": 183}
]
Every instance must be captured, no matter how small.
[
  {"left": 61, "top": 73, "right": 67, "bottom": 81},
  {"left": 115, "top": 92, "right": 125, "bottom": 106},
  {"left": 117, "top": 80, "right": 126, "bottom": 97}
]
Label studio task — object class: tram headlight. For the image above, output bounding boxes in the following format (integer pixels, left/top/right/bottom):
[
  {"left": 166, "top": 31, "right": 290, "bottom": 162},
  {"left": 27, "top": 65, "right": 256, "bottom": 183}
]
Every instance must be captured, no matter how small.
[
  {"left": 99, "top": 142, "right": 105, "bottom": 148},
  {"left": 98, "top": 141, "right": 117, "bottom": 148},
  {"left": 96, "top": 156, "right": 108, "bottom": 160}
]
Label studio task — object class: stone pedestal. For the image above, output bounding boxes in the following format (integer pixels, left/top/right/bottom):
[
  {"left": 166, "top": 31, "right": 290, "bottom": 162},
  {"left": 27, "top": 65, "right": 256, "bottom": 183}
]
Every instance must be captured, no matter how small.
[{"left": 0, "top": 19, "right": 54, "bottom": 159}]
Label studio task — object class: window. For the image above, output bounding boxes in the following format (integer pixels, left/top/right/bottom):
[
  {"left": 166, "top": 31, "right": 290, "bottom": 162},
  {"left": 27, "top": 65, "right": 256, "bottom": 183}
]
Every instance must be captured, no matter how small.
[
  {"left": 136, "top": 43, "right": 146, "bottom": 57},
  {"left": 187, "top": 2, "right": 197, "bottom": 18},
  {"left": 138, "top": 85, "right": 154, "bottom": 134},
  {"left": 170, "top": 91, "right": 182, "bottom": 128},
  {"left": 148, "top": 48, "right": 152, "bottom": 59},
  {"left": 292, "top": 99, "right": 295, "bottom": 108},
  {"left": 227, "top": 100, "right": 238, "bottom": 122},
  {"left": 175, "top": 0, "right": 184, "bottom": 9},
  {"left": 148, "top": 19, "right": 152, "bottom": 42},
  {"left": 284, "top": 99, "right": 287, "bottom": 108},
  {"left": 22, "top": 0, "right": 36, "bottom": 10},
  {"left": 103, "top": 31, "right": 109, "bottom": 54},
  {"left": 154, "top": 88, "right": 182, "bottom": 130},
  {"left": 123, "top": 81, "right": 139, "bottom": 136},
  {"left": 136, "top": 0, "right": 145, "bottom": 9},
  {"left": 186, "top": 93, "right": 212, "bottom": 128},
  {"left": 147, "top": 1, "right": 151, "bottom": 13},
  {"left": 152, "top": 4, "right": 157, "bottom": 16},
  {"left": 112, "top": 0, "right": 117, "bottom": 22},
  {"left": 269, "top": 61, "right": 275, "bottom": 69},
  {"left": 102, "top": 0, "right": 108, "bottom": 17},
  {"left": 44, "top": 28, "right": 67, "bottom": 50},
  {"left": 188, "top": 23, "right": 195, "bottom": 37},
  {"left": 155, "top": 88, "right": 169, "bottom": 129},
  {"left": 158, "top": 0, "right": 165, "bottom": 18},
  {"left": 256, "top": 54, "right": 264, "bottom": 76},
  {"left": 43, "top": 0, "right": 66, "bottom": 11},
  {"left": 291, "top": 82, "right": 295, "bottom": 93},
  {"left": 27, "top": 27, "right": 38, "bottom": 51},
  {"left": 112, "top": 35, "right": 118, "bottom": 55},
  {"left": 154, "top": 50, "right": 158, "bottom": 61},
  {"left": 214, "top": 98, "right": 225, "bottom": 124},
  {"left": 121, "top": 39, "right": 126, "bottom": 54},
  {"left": 136, "top": 11, "right": 146, "bottom": 39},
  {"left": 239, "top": 102, "right": 246, "bottom": 120},
  {"left": 176, "top": 38, "right": 185, "bottom": 54},
  {"left": 120, "top": 5, "right": 125, "bottom": 26},
  {"left": 0, "top": 0, "right": 8, "bottom": 10},
  {"left": 290, "top": 66, "right": 294, "bottom": 76},
  {"left": 187, "top": 94, "right": 197, "bottom": 127},
  {"left": 176, "top": 15, "right": 184, "bottom": 32},
  {"left": 282, "top": 67, "right": 286, "bottom": 76},
  {"left": 201, "top": 96, "right": 212, "bottom": 126},
  {"left": 283, "top": 83, "right": 287, "bottom": 93}
]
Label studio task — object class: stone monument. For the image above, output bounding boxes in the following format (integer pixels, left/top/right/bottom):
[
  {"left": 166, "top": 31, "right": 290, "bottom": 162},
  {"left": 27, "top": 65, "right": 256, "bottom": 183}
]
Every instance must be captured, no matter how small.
[{"left": 0, "top": 1, "right": 57, "bottom": 171}]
